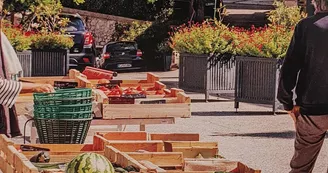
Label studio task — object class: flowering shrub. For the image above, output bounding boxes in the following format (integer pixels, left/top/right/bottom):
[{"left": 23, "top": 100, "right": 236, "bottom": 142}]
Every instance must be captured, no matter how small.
[
  {"left": 169, "top": 0, "right": 304, "bottom": 59},
  {"left": 30, "top": 32, "right": 74, "bottom": 50},
  {"left": 2, "top": 20, "right": 32, "bottom": 52},
  {"left": 267, "top": 1, "right": 306, "bottom": 29},
  {"left": 169, "top": 20, "right": 237, "bottom": 55},
  {"left": 232, "top": 25, "right": 293, "bottom": 59}
]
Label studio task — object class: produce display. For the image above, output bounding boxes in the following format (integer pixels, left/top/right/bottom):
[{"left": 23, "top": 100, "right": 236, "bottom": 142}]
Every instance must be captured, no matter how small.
[
  {"left": 97, "top": 84, "right": 165, "bottom": 98},
  {"left": 65, "top": 153, "right": 115, "bottom": 173}
]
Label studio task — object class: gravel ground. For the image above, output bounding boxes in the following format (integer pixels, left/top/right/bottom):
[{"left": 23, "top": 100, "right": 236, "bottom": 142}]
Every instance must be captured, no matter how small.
[{"left": 13, "top": 70, "right": 328, "bottom": 173}]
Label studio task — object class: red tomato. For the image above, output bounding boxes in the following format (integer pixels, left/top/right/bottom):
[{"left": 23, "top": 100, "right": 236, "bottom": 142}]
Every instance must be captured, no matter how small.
[{"left": 136, "top": 85, "right": 143, "bottom": 91}]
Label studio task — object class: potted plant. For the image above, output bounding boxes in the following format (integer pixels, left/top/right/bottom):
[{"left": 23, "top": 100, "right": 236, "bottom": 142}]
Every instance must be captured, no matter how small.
[
  {"left": 169, "top": 20, "right": 236, "bottom": 101},
  {"left": 155, "top": 41, "right": 173, "bottom": 71},
  {"left": 29, "top": 32, "right": 74, "bottom": 76},
  {"left": 232, "top": 1, "right": 305, "bottom": 113},
  {"left": 2, "top": 20, "right": 33, "bottom": 77}
]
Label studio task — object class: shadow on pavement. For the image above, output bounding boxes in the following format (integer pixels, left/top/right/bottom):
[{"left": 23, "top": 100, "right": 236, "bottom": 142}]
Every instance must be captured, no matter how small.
[
  {"left": 210, "top": 131, "right": 296, "bottom": 139},
  {"left": 192, "top": 111, "right": 287, "bottom": 116},
  {"left": 210, "top": 131, "right": 328, "bottom": 139},
  {"left": 191, "top": 99, "right": 234, "bottom": 103}
]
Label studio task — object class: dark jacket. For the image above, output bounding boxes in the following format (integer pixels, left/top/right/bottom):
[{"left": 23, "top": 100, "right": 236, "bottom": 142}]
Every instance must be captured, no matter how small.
[{"left": 277, "top": 12, "right": 328, "bottom": 115}]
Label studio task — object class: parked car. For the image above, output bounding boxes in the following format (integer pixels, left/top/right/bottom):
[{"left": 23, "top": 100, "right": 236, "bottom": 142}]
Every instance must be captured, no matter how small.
[
  {"left": 100, "top": 41, "right": 144, "bottom": 71},
  {"left": 60, "top": 13, "right": 98, "bottom": 70}
]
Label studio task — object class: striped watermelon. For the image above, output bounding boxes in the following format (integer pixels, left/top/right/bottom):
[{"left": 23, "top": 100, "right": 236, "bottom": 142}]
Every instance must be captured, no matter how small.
[{"left": 65, "top": 152, "right": 115, "bottom": 173}]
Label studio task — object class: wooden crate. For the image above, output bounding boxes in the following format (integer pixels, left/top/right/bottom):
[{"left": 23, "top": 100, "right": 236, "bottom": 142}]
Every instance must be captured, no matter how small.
[
  {"left": 104, "top": 145, "right": 261, "bottom": 173},
  {"left": 4, "top": 143, "right": 125, "bottom": 173},
  {"left": 94, "top": 136, "right": 164, "bottom": 152},
  {"left": 149, "top": 133, "right": 200, "bottom": 141},
  {"left": 101, "top": 90, "right": 191, "bottom": 119},
  {"left": 93, "top": 131, "right": 148, "bottom": 150},
  {"left": 18, "top": 69, "right": 92, "bottom": 99},
  {"left": 164, "top": 141, "right": 219, "bottom": 159}
]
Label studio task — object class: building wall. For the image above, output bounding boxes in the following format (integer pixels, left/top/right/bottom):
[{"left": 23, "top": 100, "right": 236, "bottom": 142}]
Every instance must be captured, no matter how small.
[{"left": 62, "top": 7, "right": 147, "bottom": 46}]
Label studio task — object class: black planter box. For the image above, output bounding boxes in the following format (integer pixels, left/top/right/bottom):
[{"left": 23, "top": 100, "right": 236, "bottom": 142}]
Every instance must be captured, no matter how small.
[
  {"left": 16, "top": 50, "right": 32, "bottom": 77},
  {"left": 234, "top": 56, "right": 282, "bottom": 113},
  {"left": 31, "top": 49, "right": 69, "bottom": 76},
  {"left": 179, "top": 53, "right": 235, "bottom": 101}
]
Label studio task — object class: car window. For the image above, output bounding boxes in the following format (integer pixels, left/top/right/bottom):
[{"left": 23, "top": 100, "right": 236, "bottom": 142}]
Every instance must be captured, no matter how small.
[
  {"left": 106, "top": 42, "right": 137, "bottom": 52},
  {"left": 63, "top": 17, "right": 85, "bottom": 32}
]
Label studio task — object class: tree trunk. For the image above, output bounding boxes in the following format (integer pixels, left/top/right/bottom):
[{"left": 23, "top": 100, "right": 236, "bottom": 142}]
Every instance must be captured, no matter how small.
[
  {"left": 189, "top": 0, "right": 205, "bottom": 22},
  {"left": 194, "top": 0, "right": 204, "bottom": 22},
  {"left": 189, "top": 0, "right": 195, "bottom": 22}
]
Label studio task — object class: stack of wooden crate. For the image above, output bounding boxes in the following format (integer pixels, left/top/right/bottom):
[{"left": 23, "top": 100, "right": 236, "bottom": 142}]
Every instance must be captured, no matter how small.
[{"left": 0, "top": 132, "right": 261, "bottom": 173}]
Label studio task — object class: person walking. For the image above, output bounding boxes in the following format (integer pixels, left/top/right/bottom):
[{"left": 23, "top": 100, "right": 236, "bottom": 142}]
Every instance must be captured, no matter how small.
[{"left": 277, "top": 0, "right": 328, "bottom": 172}]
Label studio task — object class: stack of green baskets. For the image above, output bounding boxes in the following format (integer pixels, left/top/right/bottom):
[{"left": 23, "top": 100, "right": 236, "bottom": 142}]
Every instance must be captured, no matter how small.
[{"left": 33, "top": 88, "right": 93, "bottom": 144}]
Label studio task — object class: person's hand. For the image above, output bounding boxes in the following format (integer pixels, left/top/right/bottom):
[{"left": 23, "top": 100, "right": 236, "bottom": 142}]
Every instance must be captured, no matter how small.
[
  {"left": 32, "top": 84, "right": 55, "bottom": 93},
  {"left": 287, "top": 105, "right": 300, "bottom": 124}
]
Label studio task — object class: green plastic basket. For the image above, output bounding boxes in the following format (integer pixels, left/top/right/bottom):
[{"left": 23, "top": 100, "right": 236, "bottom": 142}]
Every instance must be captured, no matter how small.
[
  {"left": 34, "top": 117, "right": 92, "bottom": 144},
  {"left": 33, "top": 97, "right": 92, "bottom": 106},
  {"left": 33, "top": 88, "right": 92, "bottom": 101},
  {"left": 34, "top": 103, "right": 92, "bottom": 113},
  {"left": 33, "top": 111, "right": 92, "bottom": 119}
]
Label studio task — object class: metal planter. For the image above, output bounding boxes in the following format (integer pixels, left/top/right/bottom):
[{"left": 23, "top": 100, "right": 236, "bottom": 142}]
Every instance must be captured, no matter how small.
[
  {"left": 179, "top": 53, "right": 235, "bottom": 101},
  {"left": 31, "top": 49, "right": 69, "bottom": 76},
  {"left": 234, "top": 56, "right": 282, "bottom": 113},
  {"left": 16, "top": 51, "right": 32, "bottom": 77}
]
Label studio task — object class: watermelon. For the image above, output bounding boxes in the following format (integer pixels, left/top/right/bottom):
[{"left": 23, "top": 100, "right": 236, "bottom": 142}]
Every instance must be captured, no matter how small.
[{"left": 65, "top": 152, "right": 115, "bottom": 173}]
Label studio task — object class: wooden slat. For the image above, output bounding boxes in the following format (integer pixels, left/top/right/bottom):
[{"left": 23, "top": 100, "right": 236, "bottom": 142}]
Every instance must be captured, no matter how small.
[
  {"left": 22, "top": 151, "right": 104, "bottom": 157},
  {"left": 96, "top": 131, "right": 148, "bottom": 141},
  {"left": 170, "top": 88, "right": 184, "bottom": 97},
  {"left": 91, "top": 118, "right": 175, "bottom": 126},
  {"left": 14, "top": 151, "right": 38, "bottom": 173},
  {"left": 147, "top": 73, "right": 160, "bottom": 83},
  {"left": 149, "top": 133, "right": 200, "bottom": 141},
  {"left": 177, "top": 92, "right": 191, "bottom": 104},
  {"left": 171, "top": 147, "right": 218, "bottom": 158},
  {"left": 94, "top": 89, "right": 109, "bottom": 104},
  {"left": 183, "top": 158, "right": 261, "bottom": 173},
  {"left": 14, "top": 144, "right": 97, "bottom": 152},
  {"left": 102, "top": 104, "right": 191, "bottom": 119},
  {"left": 0, "top": 155, "right": 8, "bottom": 173},
  {"left": 6, "top": 146, "right": 17, "bottom": 166},
  {"left": 164, "top": 142, "right": 219, "bottom": 158},
  {"left": 116, "top": 152, "right": 148, "bottom": 172},
  {"left": 139, "top": 160, "right": 167, "bottom": 172},
  {"left": 105, "top": 141, "right": 164, "bottom": 152},
  {"left": 19, "top": 77, "right": 73, "bottom": 86},
  {"left": 155, "top": 81, "right": 166, "bottom": 90},
  {"left": 164, "top": 141, "right": 218, "bottom": 148},
  {"left": 24, "top": 153, "right": 103, "bottom": 163},
  {"left": 104, "top": 146, "right": 120, "bottom": 163},
  {"left": 76, "top": 76, "right": 92, "bottom": 88},
  {"left": 126, "top": 152, "right": 184, "bottom": 168},
  {"left": 0, "top": 134, "right": 14, "bottom": 155}
]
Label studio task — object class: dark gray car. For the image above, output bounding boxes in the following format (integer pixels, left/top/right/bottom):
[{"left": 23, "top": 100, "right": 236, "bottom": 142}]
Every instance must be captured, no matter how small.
[{"left": 100, "top": 41, "right": 144, "bottom": 71}]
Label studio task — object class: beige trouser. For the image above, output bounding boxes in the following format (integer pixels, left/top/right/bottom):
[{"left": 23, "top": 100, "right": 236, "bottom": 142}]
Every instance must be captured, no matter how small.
[{"left": 290, "top": 114, "right": 328, "bottom": 173}]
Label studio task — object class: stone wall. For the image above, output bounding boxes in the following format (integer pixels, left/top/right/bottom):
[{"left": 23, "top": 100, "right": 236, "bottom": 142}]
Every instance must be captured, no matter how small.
[{"left": 62, "top": 7, "right": 146, "bottom": 46}]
